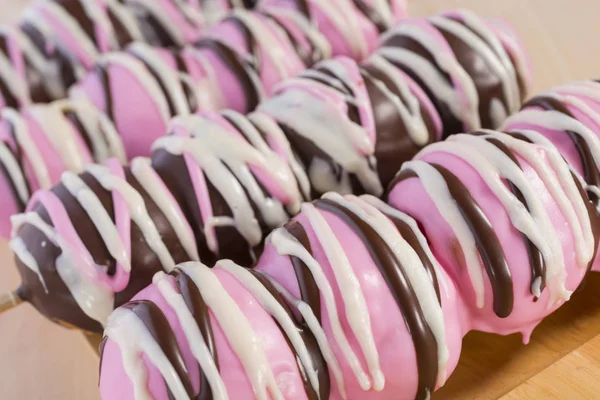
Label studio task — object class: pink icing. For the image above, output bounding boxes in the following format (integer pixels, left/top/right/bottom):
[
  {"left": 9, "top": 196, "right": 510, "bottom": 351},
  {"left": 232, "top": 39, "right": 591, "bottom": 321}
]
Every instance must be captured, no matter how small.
[
  {"left": 190, "top": 45, "right": 248, "bottom": 111},
  {"left": 34, "top": 5, "right": 100, "bottom": 70},
  {"left": 74, "top": 55, "right": 170, "bottom": 159},
  {"left": 257, "top": 209, "right": 466, "bottom": 399},
  {"left": 154, "top": 0, "right": 204, "bottom": 44},
  {"left": 100, "top": 200, "right": 466, "bottom": 399},
  {"left": 100, "top": 268, "right": 309, "bottom": 400},
  {"left": 485, "top": 17, "right": 533, "bottom": 87},
  {"left": 388, "top": 147, "right": 585, "bottom": 339}
]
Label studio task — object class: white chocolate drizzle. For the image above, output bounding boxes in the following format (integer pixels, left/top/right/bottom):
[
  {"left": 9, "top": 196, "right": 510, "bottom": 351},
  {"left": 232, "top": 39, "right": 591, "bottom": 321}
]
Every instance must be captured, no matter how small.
[
  {"left": 86, "top": 163, "right": 176, "bottom": 272},
  {"left": 181, "top": 261, "right": 284, "bottom": 400}
]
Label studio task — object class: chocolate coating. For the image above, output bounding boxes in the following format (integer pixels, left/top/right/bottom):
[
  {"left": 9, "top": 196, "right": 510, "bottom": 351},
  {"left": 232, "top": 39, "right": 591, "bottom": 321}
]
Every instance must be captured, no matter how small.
[{"left": 14, "top": 169, "right": 191, "bottom": 333}]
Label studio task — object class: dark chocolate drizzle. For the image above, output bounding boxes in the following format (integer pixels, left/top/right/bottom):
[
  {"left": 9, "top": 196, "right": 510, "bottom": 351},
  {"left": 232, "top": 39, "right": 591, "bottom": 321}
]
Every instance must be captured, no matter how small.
[
  {"left": 0, "top": 34, "right": 19, "bottom": 108},
  {"left": 350, "top": 0, "right": 388, "bottom": 33},
  {"left": 480, "top": 133, "right": 547, "bottom": 298},
  {"left": 172, "top": 269, "right": 219, "bottom": 400},
  {"left": 249, "top": 269, "right": 330, "bottom": 400},
  {"left": 127, "top": 48, "right": 180, "bottom": 117},
  {"left": 263, "top": 11, "right": 324, "bottom": 67},
  {"left": 361, "top": 61, "right": 436, "bottom": 188},
  {"left": 123, "top": 300, "right": 195, "bottom": 399},
  {"left": 391, "top": 163, "right": 514, "bottom": 318},
  {"left": 64, "top": 108, "right": 95, "bottom": 157},
  {"left": 95, "top": 63, "right": 115, "bottom": 125},
  {"left": 194, "top": 38, "right": 261, "bottom": 112},
  {"left": 58, "top": 0, "right": 97, "bottom": 44},
  {"left": 285, "top": 220, "right": 322, "bottom": 322},
  {"left": 19, "top": 21, "right": 79, "bottom": 97},
  {"left": 379, "top": 30, "right": 461, "bottom": 139},
  {"left": 106, "top": 6, "right": 135, "bottom": 47},
  {"left": 132, "top": 5, "right": 180, "bottom": 48},
  {"left": 0, "top": 120, "right": 29, "bottom": 212},
  {"left": 314, "top": 198, "right": 439, "bottom": 400},
  {"left": 433, "top": 15, "right": 509, "bottom": 130},
  {"left": 523, "top": 95, "right": 600, "bottom": 205},
  {"left": 384, "top": 211, "right": 441, "bottom": 303}
]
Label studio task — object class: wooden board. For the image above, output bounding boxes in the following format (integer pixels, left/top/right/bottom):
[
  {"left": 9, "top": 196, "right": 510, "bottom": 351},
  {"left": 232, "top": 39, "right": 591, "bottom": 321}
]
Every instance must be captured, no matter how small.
[{"left": 3, "top": 0, "right": 600, "bottom": 399}]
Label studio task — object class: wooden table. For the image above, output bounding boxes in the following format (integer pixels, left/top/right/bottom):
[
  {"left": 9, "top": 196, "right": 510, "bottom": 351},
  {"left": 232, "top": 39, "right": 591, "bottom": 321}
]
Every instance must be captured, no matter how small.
[{"left": 3, "top": 0, "right": 600, "bottom": 398}]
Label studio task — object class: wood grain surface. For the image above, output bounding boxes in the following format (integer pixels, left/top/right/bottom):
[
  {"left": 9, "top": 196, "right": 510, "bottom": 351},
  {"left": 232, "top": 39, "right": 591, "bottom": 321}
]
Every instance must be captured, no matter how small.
[{"left": 2, "top": 0, "right": 600, "bottom": 399}]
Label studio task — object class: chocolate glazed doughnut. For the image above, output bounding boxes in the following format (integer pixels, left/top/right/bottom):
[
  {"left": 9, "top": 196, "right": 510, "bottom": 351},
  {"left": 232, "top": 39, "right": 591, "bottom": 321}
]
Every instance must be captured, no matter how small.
[{"left": 12, "top": 160, "right": 193, "bottom": 333}]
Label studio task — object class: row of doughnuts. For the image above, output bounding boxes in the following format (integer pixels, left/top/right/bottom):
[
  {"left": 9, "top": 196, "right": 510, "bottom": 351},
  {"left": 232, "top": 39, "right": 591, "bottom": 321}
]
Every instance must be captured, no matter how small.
[
  {"left": 0, "top": 0, "right": 407, "bottom": 237},
  {"left": 96, "top": 82, "right": 600, "bottom": 399},
  {"left": 0, "top": 0, "right": 256, "bottom": 109},
  {"left": 7, "top": 9, "right": 529, "bottom": 336}
]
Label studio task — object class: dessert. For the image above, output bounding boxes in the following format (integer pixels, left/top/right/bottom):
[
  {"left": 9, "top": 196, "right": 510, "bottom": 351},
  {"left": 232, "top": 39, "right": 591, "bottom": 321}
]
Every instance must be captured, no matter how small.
[
  {"left": 70, "top": 0, "right": 409, "bottom": 158},
  {"left": 0, "top": 100, "right": 124, "bottom": 237},
  {"left": 98, "top": 107, "right": 599, "bottom": 399},
  {"left": 99, "top": 193, "right": 463, "bottom": 400},
  {"left": 0, "top": 0, "right": 410, "bottom": 237},
  {"left": 5, "top": 10, "right": 528, "bottom": 336},
  {"left": 0, "top": 0, "right": 256, "bottom": 108}
]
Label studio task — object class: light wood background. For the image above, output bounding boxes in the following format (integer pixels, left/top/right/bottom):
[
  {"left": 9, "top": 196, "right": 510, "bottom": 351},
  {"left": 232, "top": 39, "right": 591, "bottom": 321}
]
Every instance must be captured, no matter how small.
[{"left": 2, "top": 0, "right": 600, "bottom": 399}]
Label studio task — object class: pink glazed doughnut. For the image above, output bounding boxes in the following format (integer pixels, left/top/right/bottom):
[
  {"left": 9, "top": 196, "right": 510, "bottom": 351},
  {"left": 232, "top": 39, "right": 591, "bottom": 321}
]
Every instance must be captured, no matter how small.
[
  {"left": 502, "top": 81, "right": 600, "bottom": 271},
  {"left": 0, "top": 1, "right": 409, "bottom": 237},
  {"left": 99, "top": 129, "right": 598, "bottom": 399},
  {"left": 99, "top": 194, "right": 466, "bottom": 400},
  {"left": 7, "top": 11, "right": 529, "bottom": 338},
  {"left": 0, "top": 0, "right": 254, "bottom": 108},
  {"left": 378, "top": 9, "right": 530, "bottom": 137}
]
